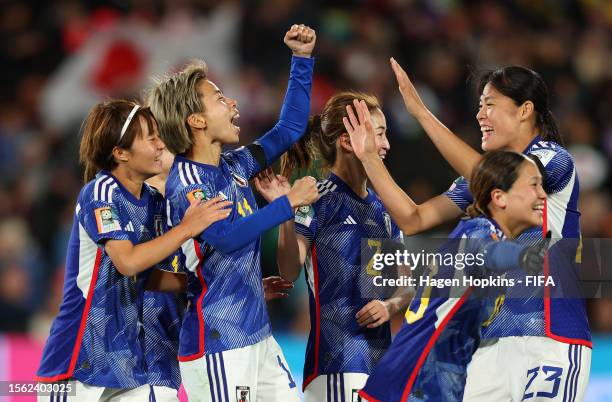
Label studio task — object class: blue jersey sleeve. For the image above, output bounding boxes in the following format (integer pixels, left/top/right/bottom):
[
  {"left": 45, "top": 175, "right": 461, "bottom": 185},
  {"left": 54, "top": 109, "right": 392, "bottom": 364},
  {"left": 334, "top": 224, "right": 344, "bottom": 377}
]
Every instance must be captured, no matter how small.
[
  {"left": 254, "top": 56, "right": 314, "bottom": 167},
  {"left": 172, "top": 181, "right": 294, "bottom": 254},
  {"left": 528, "top": 147, "right": 574, "bottom": 194},
  {"left": 462, "top": 224, "right": 526, "bottom": 274},
  {"left": 443, "top": 176, "right": 473, "bottom": 212},
  {"left": 79, "top": 188, "right": 130, "bottom": 244},
  {"left": 200, "top": 196, "right": 294, "bottom": 253}
]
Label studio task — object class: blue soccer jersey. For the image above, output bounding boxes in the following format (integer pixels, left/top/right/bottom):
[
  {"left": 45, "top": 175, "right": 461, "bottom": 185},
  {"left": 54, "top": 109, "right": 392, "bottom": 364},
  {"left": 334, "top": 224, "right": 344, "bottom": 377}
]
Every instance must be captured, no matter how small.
[
  {"left": 360, "top": 216, "right": 505, "bottom": 402},
  {"left": 164, "top": 55, "right": 313, "bottom": 361},
  {"left": 443, "top": 136, "right": 590, "bottom": 345},
  {"left": 143, "top": 290, "right": 186, "bottom": 390},
  {"left": 36, "top": 172, "right": 169, "bottom": 388},
  {"left": 294, "top": 173, "right": 402, "bottom": 390}
]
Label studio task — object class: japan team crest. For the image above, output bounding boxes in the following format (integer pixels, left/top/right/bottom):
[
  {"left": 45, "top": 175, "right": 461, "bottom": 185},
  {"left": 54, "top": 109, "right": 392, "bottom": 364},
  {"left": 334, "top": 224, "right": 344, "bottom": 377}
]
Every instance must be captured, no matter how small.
[{"left": 236, "top": 386, "right": 250, "bottom": 402}]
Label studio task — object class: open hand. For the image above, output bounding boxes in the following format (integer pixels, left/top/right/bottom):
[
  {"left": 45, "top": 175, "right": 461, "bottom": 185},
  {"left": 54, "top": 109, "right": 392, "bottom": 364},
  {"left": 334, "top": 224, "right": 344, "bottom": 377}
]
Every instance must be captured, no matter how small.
[
  {"left": 390, "top": 57, "right": 428, "bottom": 119},
  {"left": 343, "top": 99, "right": 379, "bottom": 162},
  {"left": 356, "top": 300, "right": 391, "bottom": 329},
  {"left": 254, "top": 168, "right": 291, "bottom": 203},
  {"left": 284, "top": 24, "right": 316, "bottom": 57},
  {"left": 263, "top": 276, "right": 294, "bottom": 301}
]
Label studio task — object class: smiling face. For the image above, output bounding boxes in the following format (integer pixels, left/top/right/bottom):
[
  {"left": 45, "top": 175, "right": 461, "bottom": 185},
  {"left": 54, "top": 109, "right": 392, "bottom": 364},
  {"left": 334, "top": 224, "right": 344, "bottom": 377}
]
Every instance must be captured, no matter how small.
[
  {"left": 370, "top": 108, "right": 391, "bottom": 160},
  {"left": 476, "top": 83, "right": 523, "bottom": 151},
  {"left": 492, "top": 160, "right": 547, "bottom": 234},
  {"left": 196, "top": 79, "right": 240, "bottom": 144},
  {"left": 123, "top": 116, "right": 166, "bottom": 178}
]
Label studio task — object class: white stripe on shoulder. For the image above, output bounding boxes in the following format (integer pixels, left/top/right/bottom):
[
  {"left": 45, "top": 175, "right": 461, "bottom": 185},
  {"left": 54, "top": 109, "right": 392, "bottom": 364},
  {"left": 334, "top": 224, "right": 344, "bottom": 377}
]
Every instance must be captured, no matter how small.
[
  {"left": 178, "top": 162, "right": 188, "bottom": 187},
  {"left": 184, "top": 162, "right": 196, "bottom": 184},
  {"left": 100, "top": 176, "right": 115, "bottom": 202},
  {"left": 190, "top": 163, "right": 202, "bottom": 184},
  {"left": 108, "top": 183, "right": 118, "bottom": 202},
  {"left": 93, "top": 175, "right": 113, "bottom": 202}
]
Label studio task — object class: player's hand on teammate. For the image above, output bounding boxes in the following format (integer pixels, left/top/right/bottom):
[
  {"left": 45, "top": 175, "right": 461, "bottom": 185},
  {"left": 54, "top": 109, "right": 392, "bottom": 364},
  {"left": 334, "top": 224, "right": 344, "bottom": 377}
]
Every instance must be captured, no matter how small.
[
  {"left": 254, "top": 168, "right": 291, "bottom": 203},
  {"left": 286, "top": 176, "right": 319, "bottom": 208},
  {"left": 356, "top": 300, "right": 392, "bottom": 329},
  {"left": 181, "top": 196, "right": 232, "bottom": 237},
  {"left": 343, "top": 99, "right": 379, "bottom": 163},
  {"left": 284, "top": 24, "right": 316, "bottom": 58},
  {"left": 389, "top": 57, "right": 428, "bottom": 120},
  {"left": 520, "top": 231, "right": 552, "bottom": 275},
  {"left": 263, "top": 276, "right": 294, "bottom": 301}
]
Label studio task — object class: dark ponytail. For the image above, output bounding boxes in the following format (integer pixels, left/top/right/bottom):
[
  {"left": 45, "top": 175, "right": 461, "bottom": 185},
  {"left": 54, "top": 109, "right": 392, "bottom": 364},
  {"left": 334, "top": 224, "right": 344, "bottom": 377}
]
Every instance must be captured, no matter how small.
[
  {"left": 477, "top": 66, "right": 564, "bottom": 146},
  {"left": 280, "top": 115, "right": 321, "bottom": 178},
  {"left": 281, "top": 91, "right": 381, "bottom": 178}
]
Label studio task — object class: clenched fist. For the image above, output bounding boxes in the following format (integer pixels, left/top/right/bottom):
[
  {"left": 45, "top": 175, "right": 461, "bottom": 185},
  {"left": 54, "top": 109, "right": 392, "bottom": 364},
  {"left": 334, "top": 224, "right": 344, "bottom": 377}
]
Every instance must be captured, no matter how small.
[{"left": 284, "top": 24, "right": 316, "bottom": 58}]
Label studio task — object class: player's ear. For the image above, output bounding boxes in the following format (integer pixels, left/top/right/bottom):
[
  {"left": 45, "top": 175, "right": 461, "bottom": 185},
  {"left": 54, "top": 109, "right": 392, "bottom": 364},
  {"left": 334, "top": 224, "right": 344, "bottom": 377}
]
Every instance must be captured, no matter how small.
[
  {"left": 490, "top": 189, "right": 507, "bottom": 210},
  {"left": 338, "top": 132, "right": 353, "bottom": 152},
  {"left": 187, "top": 113, "right": 206, "bottom": 130},
  {"left": 519, "top": 100, "right": 534, "bottom": 122},
  {"left": 112, "top": 146, "right": 130, "bottom": 163}
]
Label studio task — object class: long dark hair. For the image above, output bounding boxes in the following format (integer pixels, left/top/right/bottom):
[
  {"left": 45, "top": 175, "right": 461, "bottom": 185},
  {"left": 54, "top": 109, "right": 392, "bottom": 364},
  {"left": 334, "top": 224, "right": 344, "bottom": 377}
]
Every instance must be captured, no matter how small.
[
  {"left": 477, "top": 66, "right": 563, "bottom": 146},
  {"left": 280, "top": 91, "right": 381, "bottom": 178},
  {"left": 467, "top": 150, "right": 533, "bottom": 218}
]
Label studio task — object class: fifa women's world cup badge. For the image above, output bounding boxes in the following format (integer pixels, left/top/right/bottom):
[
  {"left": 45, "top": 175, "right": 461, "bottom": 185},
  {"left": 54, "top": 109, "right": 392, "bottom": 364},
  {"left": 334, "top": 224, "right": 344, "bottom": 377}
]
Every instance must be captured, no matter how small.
[
  {"left": 187, "top": 188, "right": 208, "bottom": 203},
  {"left": 94, "top": 206, "right": 121, "bottom": 234}
]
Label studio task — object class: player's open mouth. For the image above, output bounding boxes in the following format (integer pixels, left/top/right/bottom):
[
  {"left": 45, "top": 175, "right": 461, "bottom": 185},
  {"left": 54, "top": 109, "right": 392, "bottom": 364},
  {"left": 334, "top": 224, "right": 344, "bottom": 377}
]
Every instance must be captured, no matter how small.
[
  {"left": 231, "top": 112, "right": 240, "bottom": 132},
  {"left": 481, "top": 125, "right": 493, "bottom": 141},
  {"left": 533, "top": 203, "right": 544, "bottom": 215},
  {"left": 379, "top": 152, "right": 387, "bottom": 160}
]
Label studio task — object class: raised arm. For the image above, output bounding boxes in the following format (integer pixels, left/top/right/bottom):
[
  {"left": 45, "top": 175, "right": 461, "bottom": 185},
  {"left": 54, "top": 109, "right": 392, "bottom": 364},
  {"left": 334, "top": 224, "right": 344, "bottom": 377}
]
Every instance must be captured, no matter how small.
[
  {"left": 344, "top": 100, "right": 463, "bottom": 235},
  {"left": 254, "top": 25, "right": 316, "bottom": 168},
  {"left": 390, "top": 58, "right": 481, "bottom": 179}
]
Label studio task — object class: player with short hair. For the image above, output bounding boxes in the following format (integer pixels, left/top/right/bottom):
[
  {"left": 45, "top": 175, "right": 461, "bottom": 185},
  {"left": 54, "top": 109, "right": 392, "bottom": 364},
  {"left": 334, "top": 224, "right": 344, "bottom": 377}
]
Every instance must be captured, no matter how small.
[
  {"left": 254, "top": 92, "right": 412, "bottom": 401},
  {"left": 35, "top": 100, "right": 231, "bottom": 401},
  {"left": 148, "top": 24, "right": 320, "bottom": 402}
]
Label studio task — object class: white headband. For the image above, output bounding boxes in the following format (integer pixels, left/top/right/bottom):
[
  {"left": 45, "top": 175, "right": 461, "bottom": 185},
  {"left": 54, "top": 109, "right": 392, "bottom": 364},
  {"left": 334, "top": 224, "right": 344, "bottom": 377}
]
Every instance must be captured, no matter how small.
[{"left": 119, "top": 105, "right": 141, "bottom": 142}]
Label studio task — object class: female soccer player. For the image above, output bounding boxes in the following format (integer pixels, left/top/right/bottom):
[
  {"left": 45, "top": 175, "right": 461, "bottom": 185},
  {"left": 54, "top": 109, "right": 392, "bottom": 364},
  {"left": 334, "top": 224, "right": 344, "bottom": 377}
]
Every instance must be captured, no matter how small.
[
  {"left": 143, "top": 150, "right": 298, "bottom": 402},
  {"left": 147, "top": 24, "right": 319, "bottom": 402},
  {"left": 356, "top": 149, "right": 550, "bottom": 402},
  {"left": 35, "top": 100, "right": 231, "bottom": 401},
  {"left": 255, "top": 92, "right": 412, "bottom": 401},
  {"left": 349, "top": 61, "right": 590, "bottom": 399}
]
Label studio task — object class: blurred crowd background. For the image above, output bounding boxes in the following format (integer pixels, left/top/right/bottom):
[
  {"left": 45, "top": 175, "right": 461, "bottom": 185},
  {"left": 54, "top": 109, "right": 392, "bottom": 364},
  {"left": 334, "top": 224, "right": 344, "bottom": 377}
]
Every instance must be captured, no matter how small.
[{"left": 0, "top": 0, "right": 611, "bottom": 384}]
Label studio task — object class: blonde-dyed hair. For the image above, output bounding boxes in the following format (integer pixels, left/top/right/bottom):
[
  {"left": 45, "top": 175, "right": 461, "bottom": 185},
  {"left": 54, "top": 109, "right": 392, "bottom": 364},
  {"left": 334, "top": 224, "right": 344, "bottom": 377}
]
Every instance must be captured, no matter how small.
[{"left": 148, "top": 61, "right": 209, "bottom": 154}]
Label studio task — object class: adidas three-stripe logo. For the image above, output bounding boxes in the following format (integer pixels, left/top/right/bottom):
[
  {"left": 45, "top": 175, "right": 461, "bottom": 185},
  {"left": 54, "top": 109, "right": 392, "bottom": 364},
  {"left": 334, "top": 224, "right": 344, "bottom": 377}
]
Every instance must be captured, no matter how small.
[{"left": 344, "top": 215, "right": 357, "bottom": 225}]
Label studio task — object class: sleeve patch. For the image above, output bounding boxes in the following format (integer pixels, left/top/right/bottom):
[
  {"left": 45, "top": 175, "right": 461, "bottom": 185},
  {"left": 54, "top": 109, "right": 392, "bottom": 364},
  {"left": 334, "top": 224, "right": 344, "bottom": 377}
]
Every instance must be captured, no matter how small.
[
  {"left": 186, "top": 188, "right": 209, "bottom": 203},
  {"left": 295, "top": 205, "right": 314, "bottom": 227},
  {"left": 529, "top": 149, "right": 556, "bottom": 167},
  {"left": 94, "top": 206, "right": 121, "bottom": 234}
]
